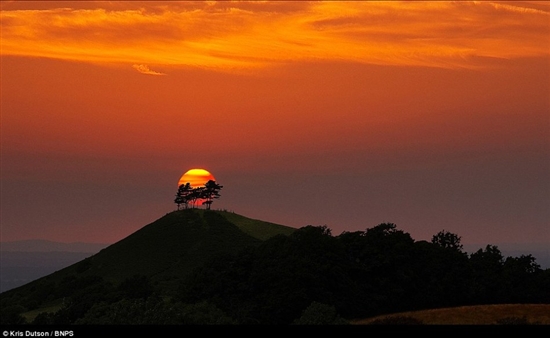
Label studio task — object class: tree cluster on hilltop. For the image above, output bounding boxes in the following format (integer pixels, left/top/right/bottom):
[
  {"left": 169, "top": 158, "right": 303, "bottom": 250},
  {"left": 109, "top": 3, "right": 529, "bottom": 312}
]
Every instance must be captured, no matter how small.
[
  {"left": 1, "top": 221, "right": 548, "bottom": 325},
  {"left": 174, "top": 180, "right": 223, "bottom": 210}
]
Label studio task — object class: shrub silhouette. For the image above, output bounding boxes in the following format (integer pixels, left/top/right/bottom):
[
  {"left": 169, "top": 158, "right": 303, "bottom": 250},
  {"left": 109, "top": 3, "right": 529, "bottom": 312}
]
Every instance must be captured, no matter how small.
[{"left": 293, "top": 301, "right": 348, "bottom": 325}]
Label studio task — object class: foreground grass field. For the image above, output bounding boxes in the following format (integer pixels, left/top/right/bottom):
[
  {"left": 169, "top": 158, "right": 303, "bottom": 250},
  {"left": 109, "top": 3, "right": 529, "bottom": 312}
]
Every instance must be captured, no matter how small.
[{"left": 353, "top": 304, "right": 550, "bottom": 325}]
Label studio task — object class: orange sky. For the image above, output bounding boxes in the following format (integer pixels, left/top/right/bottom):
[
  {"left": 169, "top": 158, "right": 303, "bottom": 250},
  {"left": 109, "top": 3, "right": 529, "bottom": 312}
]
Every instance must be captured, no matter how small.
[
  {"left": 1, "top": 1, "right": 549, "bottom": 248},
  {"left": 2, "top": 1, "right": 549, "bottom": 70}
]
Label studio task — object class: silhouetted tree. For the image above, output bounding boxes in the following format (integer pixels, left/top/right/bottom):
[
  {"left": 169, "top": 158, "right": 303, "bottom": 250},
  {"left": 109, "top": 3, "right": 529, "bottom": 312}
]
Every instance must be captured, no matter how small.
[
  {"left": 501, "top": 254, "right": 543, "bottom": 303},
  {"left": 175, "top": 189, "right": 184, "bottom": 210},
  {"left": 469, "top": 245, "right": 505, "bottom": 303},
  {"left": 175, "top": 183, "right": 193, "bottom": 210},
  {"left": 201, "top": 180, "right": 223, "bottom": 210},
  {"left": 431, "top": 230, "right": 464, "bottom": 252},
  {"left": 410, "top": 239, "right": 471, "bottom": 309},
  {"left": 189, "top": 186, "right": 204, "bottom": 209},
  {"left": 175, "top": 180, "right": 223, "bottom": 210}
]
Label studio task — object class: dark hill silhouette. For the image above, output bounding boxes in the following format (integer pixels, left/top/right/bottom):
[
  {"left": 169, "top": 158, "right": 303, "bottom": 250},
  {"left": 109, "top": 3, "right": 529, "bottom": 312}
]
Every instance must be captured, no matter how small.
[
  {"left": 0, "top": 210, "right": 295, "bottom": 311},
  {"left": 69, "top": 209, "right": 283, "bottom": 284},
  {"left": 61, "top": 210, "right": 293, "bottom": 284},
  {"left": 1, "top": 211, "right": 547, "bottom": 325}
]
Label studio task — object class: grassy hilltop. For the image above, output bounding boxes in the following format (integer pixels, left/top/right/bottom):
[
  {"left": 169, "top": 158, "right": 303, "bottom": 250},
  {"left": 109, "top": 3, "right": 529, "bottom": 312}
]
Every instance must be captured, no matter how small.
[
  {"left": 0, "top": 209, "right": 295, "bottom": 323},
  {"left": 66, "top": 209, "right": 294, "bottom": 284},
  {"left": 8, "top": 209, "right": 293, "bottom": 285}
]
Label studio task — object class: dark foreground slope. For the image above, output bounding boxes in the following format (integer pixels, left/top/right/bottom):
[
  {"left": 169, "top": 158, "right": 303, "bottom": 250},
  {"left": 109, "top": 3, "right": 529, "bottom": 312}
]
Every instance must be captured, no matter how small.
[
  {"left": 66, "top": 209, "right": 280, "bottom": 283},
  {"left": 52, "top": 210, "right": 291, "bottom": 283},
  {"left": 0, "top": 209, "right": 295, "bottom": 323}
]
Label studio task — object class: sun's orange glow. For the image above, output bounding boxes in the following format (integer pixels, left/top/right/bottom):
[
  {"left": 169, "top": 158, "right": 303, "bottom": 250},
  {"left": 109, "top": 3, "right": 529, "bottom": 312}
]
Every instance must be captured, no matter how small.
[
  {"left": 1, "top": 1, "right": 548, "bottom": 245},
  {"left": 178, "top": 169, "right": 215, "bottom": 188}
]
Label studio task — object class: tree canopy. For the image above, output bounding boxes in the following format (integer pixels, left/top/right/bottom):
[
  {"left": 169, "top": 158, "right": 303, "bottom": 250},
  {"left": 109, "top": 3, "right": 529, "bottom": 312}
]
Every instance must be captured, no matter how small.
[{"left": 175, "top": 180, "right": 223, "bottom": 210}]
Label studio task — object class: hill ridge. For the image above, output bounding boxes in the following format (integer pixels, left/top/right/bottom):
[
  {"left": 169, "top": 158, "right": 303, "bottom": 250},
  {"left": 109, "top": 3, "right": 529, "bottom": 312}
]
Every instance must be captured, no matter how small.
[{"left": 0, "top": 209, "right": 296, "bottom": 296}]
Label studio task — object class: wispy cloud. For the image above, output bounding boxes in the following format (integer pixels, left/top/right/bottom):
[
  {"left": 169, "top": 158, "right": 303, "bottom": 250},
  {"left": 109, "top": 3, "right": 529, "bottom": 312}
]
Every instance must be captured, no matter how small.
[
  {"left": 132, "top": 64, "right": 166, "bottom": 76},
  {"left": 1, "top": 1, "right": 548, "bottom": 71}
]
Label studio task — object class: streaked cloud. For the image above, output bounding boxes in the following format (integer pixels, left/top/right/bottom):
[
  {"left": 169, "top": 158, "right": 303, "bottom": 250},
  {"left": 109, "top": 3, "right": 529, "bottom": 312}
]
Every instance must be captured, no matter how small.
[
  {"left": 132, "top": 64, "right": 166, "bottom": 75},
  {"left": 1, "top": 1, "right": 548, "bottom": 71}
]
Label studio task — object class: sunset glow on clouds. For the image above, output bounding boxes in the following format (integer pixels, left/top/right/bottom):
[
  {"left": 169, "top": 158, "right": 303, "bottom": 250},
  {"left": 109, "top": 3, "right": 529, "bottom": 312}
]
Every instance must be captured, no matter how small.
[
  {"left": 1, "top": 1, "right": 549, "bottom": 71},
  {"left": 1, "top": 1, "right": 549, "bottom": 245},
  {"left": 132, "top": 64, "right": 166, "bottom": 75}
]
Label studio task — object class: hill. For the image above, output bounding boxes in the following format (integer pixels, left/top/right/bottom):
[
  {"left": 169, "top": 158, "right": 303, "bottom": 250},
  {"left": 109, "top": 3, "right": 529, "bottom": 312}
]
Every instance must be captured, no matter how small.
[
  {"left": 56, "top": 210, "right": 290, "bottom": 284},
  {"left": 0, "top": 240, "right": 110, "bottom": 293},
  {"left": 0, "top": 209, "right": 296, "bottom": 322},
  {"left": 0, "top": 252, "right": 96, "bottom": 293},
  {"left": 60, "top": 209, "right": 280, "bottom": 284},
  {"left": 1, "top": 213, "right": 548, "bottom": 325}
]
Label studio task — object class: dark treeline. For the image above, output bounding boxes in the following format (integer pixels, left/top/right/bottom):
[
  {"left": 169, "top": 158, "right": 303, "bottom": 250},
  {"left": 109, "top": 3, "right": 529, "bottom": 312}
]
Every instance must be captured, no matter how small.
[
  {"left": 179, "top": 223, "right": 549, "bottom": 324},
  {"left": 2, "top": 222, "right": 549, "bottom": 325}
]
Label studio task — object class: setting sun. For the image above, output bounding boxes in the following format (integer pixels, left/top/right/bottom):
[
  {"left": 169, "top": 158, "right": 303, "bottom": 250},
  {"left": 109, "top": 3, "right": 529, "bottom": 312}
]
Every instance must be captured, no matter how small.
[
  {"left": 1, "top": 0, "right": 548, "bottom": 258},
  {"left": 178, "top": 169, "right": 215, "bottom": 188}
]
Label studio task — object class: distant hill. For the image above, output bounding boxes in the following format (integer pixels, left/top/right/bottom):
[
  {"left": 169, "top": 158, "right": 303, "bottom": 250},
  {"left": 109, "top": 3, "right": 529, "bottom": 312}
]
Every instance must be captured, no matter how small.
[
  {"left": 0, "top": 241, "right": 110, "bottom": 293},
  {"left": 0, "top": 252, "right": 96, "bottom": 294},
  {"left": 0, "top": 240, "right": 109, "bottom": 253}
]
